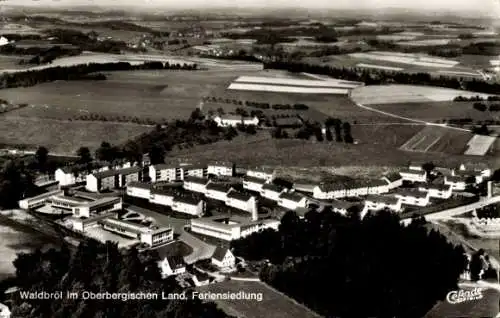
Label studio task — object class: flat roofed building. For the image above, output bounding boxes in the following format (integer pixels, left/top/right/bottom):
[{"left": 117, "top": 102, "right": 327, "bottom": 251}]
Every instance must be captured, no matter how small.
[
  {"left": 126, "top": 182, "right": 152, "bottom": 200},
  {"left": 278, "top": 192, "right": 308, "bottom": 211},
  {"left": 72, "top": 196, "right": 122, "bottom": 218},
  {"left": 172, "top": 196, "right": 205, "bottom": 216},
  {"left": 207, "top": 161, "right": 234, "bottom": 177},
  {"left": 246, "top": 167, "right": 275, "bottom": 181},
  {"left": 399, "top": 169, "right": 427, "bottom": 183},
  {"left": 183, "top": 177, "right": 210, "bottom": 194},
  {"left": 48, "top": 195, "right": 91, "bottom": 213},
  {"left": 392, "top": 189, "right": 430, "bottom": 207},
  {"left": 99, "top": 217, "right": 173, "bottom": 247},
  {"left": 18, "top": 189, "right": 64, "bottom": 210},
  {"left": 69, "top": 212, "right": 117, "bottom": 232},
  {"left": 417, "top": 183, "right": 452, "bottom": 199}
]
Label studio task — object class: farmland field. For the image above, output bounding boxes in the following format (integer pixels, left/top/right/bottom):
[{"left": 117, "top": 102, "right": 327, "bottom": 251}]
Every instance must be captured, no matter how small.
[
  {"left": 196, "top": 280, "right": 322, "bottom": 318},
  {"left": 400, "top": 126, "right": 473, "bottom": 154},
  {"left": 464, "top": 135, "right": 497, "bottom": 156},
  {"left": 0, "top": 55, "right": 31, "bottom": 71}
]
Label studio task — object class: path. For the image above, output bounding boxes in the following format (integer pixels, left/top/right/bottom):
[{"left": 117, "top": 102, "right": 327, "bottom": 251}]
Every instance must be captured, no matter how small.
[{"left": 180, "top": 227, "right": 216, "bottom": 264}]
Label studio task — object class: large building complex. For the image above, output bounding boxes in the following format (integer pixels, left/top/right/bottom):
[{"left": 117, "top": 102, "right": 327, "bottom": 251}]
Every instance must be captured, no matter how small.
[{"left": 86, "top": 166, "right": 142, "bottom": 192}]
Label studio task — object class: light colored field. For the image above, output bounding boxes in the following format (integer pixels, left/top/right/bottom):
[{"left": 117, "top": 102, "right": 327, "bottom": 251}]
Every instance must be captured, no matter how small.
[
  {"left": 0, "top": 23, "right": 40, "bottom": 34},
  {"left": 0, "top": 55, "right": 30, "bottom": 71},
  {"left": 396, "top": 39, "right": 452, "bottom": 46},
  {"left": 351, "top": 85, "right": 493, "bottom": 105},
  {"left": 227, "top": 83, "right": 350, "bottom": 94},
  {"left": 376, "top": 35, "right": 417, "bottom": 41},
  {"left": 464, "top": 135, "right": 497, "bottom": 156},
  {"left": 233, "top": 76, "right": 362, "bottom": 88},
  {"left": 437, "top": 70, "right": 482, "bottom": 77},
  {"left": 0, "top": 116, "right": 151, "bottom": 154},
  {"left": 349, "top": 52, "right": 459, "bottom": 68},
  {"left": 400, "top": 126, "right": 472, "bottom": 154},
  {"left": 197, "top": 280, "right": 322, "bottom": 318},
  {"left": 356, "top": 63, "right": 404, "bottom": 71}
]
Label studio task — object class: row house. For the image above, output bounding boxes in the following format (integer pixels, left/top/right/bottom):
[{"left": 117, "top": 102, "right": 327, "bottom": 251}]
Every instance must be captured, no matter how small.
[
  {"left": 312, "top": 179, "right": 389, "bottom": 200},
  {"left": 126, "top": 182, "right": 152, "bottom": 200},
  {"left": 381, "top": 173, "right": 403, "bottom": 190},
  {"left": 364, "top": 195, "right": 402, "bottom": 213},
  {"left": 246, "top": 167, "right": 275, "bottom": 181},
  {"left": 452, "top": 169, "right": 484, "bottom": 184},
  {"left": 86, "top": 166, "right": 142, "bottom": 192},
  {"left": 243, "top": 176, "right": 267, "bottom": 192},
  {"left": 278, "top": 192, "right": 309, "bottom": 211},
  {"left": 225, "top": 190, "right": 258, "bottom": 218},
  {"left": 205, "top": 183, "right": 234, "bottom": 201},
  {"left": 56, "top": 162, "right": 133, "bottom": 187},
  {"left": 149, "top": 188, "right": 175, "bottom": 207},
  {"left": 417, "top": 183, "right": 452, "bottom": 199},
  {"left": 207, "top": 161, "right": 234, "bottom": 177},
  {"left": 392, "top": 189, "right": 430, "bottom": 207},
  {"left": 172, "top": 196, "right": 205, "bottom": 216},
  {"left": 183, "top": 177, "right": 210, "bottom": 194},
  {"left": 399, "top": 169, "right": 427, "bottom": 183},
  {"left": 261, "top": 183, "right": 287, "bottom": 201},
  {"left": 444, "top": 175, "right": 469, "bottom": 191}
]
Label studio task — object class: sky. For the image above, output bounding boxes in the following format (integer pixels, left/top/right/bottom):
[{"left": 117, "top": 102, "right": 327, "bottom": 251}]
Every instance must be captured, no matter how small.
[{"left": 2, "top": 0, "right": 500, "bottom": 16}]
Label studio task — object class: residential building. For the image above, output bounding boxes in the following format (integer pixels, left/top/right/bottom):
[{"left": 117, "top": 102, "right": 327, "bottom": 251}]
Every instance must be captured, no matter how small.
[
  {"left": 205, "top": 183, "right": 233, "bottom": 201},
  {"left": 149, "top": 188, "right": 175, "bottom": 207},
  {"left": 190, "top": 215, "right": 280, "bottom": 241},
  {"left": 382, "top": 172, "right": 403, "bottom": 190},
  {"left": 392, "top": 189, "right": 430, "bottom": 207},
  {"left": 182, "top": 164, "right": 208, "bottom": 179},
  {"left": 408, "top": 162, "right": 424, "bottom": 171},
  {"left": 213, "top": 115, "right": 259, "bottom": 127},
  {"left": 126, "top": 182, "right": 152, "bottom": 199},
  {"left": 261, "top": 183, "right": 286, "bottom": 201},
  {"left": 225, "top": 191, "right": 258, "bottom": 218},
  {"left": 158, "top": 256, "right": 186, "bottom": 277},
  {"left": 207, "top": 161, "right": 234, "bottom": 177},
  {"left": 399, "top": 169, "right": 427, "bottom": 183},
  {"left": 149, "top": 164, "right": 181, "bottom": 182},
  {"left": 312, "top": 179, "right": 389, "bottom": 200},
  {"left": 243, "top": 176, "right": 267, "bottom": 192},
  {"left": 100, "top": 217, "right": 173, "bottom": 246},
  {"left": 459, "top": 163, "right": 491, "bottom": 178},
  {"left": 55, "top": 167, "right": 81, "bottom": 186},
  {"left": 72, "top": 197, "right": 122, "bottom": 218},
  {"left": 211, "top": 246, "right": 236, "bottom": 268},
  {"left": 0, "top": 303, "right": 10, "bottom": 318},
  {"left": 246, "top": 167, "right": 274, "bottom": 181},
  {"left": 278, "top": 192, "right": 309, "bottom": 210},
  {"left": 418, "top": 183, "right": 452, "bottom": 199},
  {"left": 328, "top": 200, "right": 359, "bottom": 215},
  {"left": 172, "top": 196, "right": 205, "bottom": 216},
  {"left": 444, "top": 175, "right": 469, "bottom": 191},
  {"left": 192, "top": 271, "right": 210, "bottom": 286},
  {"left": 0, "top": 36, "right": 9, "bottom": 46},
  {"left": 86, "top": 166, "right": 142, "bottom": 192},
  {"left": 18, "top": 190, "right": 64, "bottom": 210},
  {"left": 292, "top": 183, "right": 316, "bottom": 193},
  {"left": 453, "top": 169, "right": 484, "bottom": 184},
  {"left": 183, "top": 177, "right": 210, "bottom": 194},
  {"left": 364, "top": 195, "right": 402, "bottom": 213}
]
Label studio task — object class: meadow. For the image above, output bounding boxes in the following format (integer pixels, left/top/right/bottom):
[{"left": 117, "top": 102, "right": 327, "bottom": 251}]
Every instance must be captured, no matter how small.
[{"left": 400, "top": 126, "right": 473, "bottom": 155}]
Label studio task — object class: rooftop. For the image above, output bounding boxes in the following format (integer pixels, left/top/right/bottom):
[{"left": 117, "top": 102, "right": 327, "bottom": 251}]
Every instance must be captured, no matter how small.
[
  {"left": 93, "top": 166, "right": 142, "bottom": 179},
  {"left": 205, "top": 182, "right": 233, "bottom": 193},
  {"left": 243, "top": 176, "right": 267, "bottom": 185},
  {"left": 318, "top": 179, "right": 387, "bottom": 192},
  {"left": 328, "top": 200, "right": 358, "bottom": 210},
  {"left": 216, "top": 115, "right": 257, "bottom": 121},
  {"left": 173, "top": 196, "right": 203, "bottom": 206},
  {"left": 166, "top": 256, "right": 185, "bottom": 270},
  {"left": 152, "top": 164, "right": 177, "bottom": 170},
  {"left": 226, "top": 190, "right": 253, "bottom": 202},
  {"left": 212, "top": 246, "right": 230, "bottom": 262},
  {"left": 365, "top": 195, "right": 400, "bottom": 206},
  {"left": 246, "top": 167, "right": 275, "bottom": 174},
  {"left": 81, "top": 196, "right": 121, "bottom": 209},
  {"left": 383, "top": 172, "right": 403, "bottom": 183},
  {"left": 460, "top": 162, "right": 489, "bottom": 171},
  {"left": 127, "top": 181, "right": 153, "bottom": 190},
  {"left": 208, "top": 161, "right": 234, "bottom": 168},
  {"left": 279, "top": 192, "right": 305, "bottom": 202},
  {"left": 184, "top": 176, "right": 210, "bottom": 185},
  {"left": 392, "top": 189, "right": 428, "bottom": 199},
  {"left": 418, "top": 183, "right": 452, "bottom": 191},
  {"left": 400, "top": 169, "right": 426, "bottom": 176},
  {"left": 191, "top": 215, "right": 279, "bottom": 231},
  {"left": 446, "top": 175, "right": 470, "bottom": 183},
  {"left": 262, "top": 183, "right": 285, "bottom": 193}
]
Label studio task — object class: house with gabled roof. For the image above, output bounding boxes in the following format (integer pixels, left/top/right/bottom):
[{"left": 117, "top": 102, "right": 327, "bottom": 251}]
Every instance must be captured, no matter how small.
[
  {"left": 149, "top": 188, "right": 176, "bottom": 207},
  {"left": 391, "top": 189, "right": 430, "bottom": 207},
  {"left": 149, "top": 164, "right": 181, "bottom": 182},
  {"left": 458, "top": 162, "right": 491, "bottom": 178},
  {"left": 382, "top": 172, "right": 403, "bottom": 190},
  {"left": 172, "top": 196, "right": 205, "bottom": 216},
  {"left": 158, "top": 255, "right": 186, "bottom": 278},
  {"left": 211, "top": 246, "right": 236, "bottom": 268},
  {"left": 363, "top": 195, "right": 402, "bottom": 214},
  {"left": 399, "top": 168, "right": 427, "bottom": 183},
  {"left": 261, "top": 183, "right": 287, "bottom": 201},
  {"left": 225, "top": 190, "right": 258, "bottom": 218},
  {"left": 243, "top": 176, "right": 267, "bottom": 192},
  {"left": 417, "top": 183, "right": 452, "bottom": 199},
  {"left": 126, "top": 181, "right": 152, "bottom": 200},
  {"left": 246, "top": 167, "right": 275, "bottom": 181},
  {"left": 312, "top": 179, "right": 389, "bottom": 200},
  {"left": 86, "top": 166, "right": 142, "bottom": 192},
  {"left": 278, "top": 192, "right": 309, "bottom": 210},
  {"left": 191, "top": 270, "right": 210, "bottom": 286},
  {"left": 444, "top": 175, "right": 470, "bottom": 191},
  {"left": 183, "top": 177, "right": 210, "bottom": 194},
  {"left": 205, "top": 182, "right": 234, "bottom": 201}
]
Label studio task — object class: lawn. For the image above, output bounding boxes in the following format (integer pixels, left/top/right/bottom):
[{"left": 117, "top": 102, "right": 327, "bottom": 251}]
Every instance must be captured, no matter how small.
[
  {"left": 400, "top": 126, "right": 473, "bottom": 155},
  {"left": 196, "top": 280, "right": 322, "bottom": 318},
  {"left": 0, "top": 116, "right": 151, "bottom": 154},
  {"left": 0, "top": 55, "right": 30, "bottom": 71}
]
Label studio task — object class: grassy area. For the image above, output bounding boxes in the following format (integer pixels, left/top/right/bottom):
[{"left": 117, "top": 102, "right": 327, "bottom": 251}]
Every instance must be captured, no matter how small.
[
  {"left": 400, "top": 125, "right": 474, "bottom": 155},
  {"left": 196, "top": 280, "right": 321, "bottom": 318},
  {"left": 0, "top": 55, "right": 29, "bottom": 70},
  {"left": 0, "top": 116, "right": 151, "bottom": 154},
  {"left": 151, "top": 241, "right": 193, "bottom": 258}
]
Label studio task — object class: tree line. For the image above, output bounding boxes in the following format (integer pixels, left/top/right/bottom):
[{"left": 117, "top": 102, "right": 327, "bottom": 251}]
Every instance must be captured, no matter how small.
[
  {"left": 8, "top": 239, "right": 229, "bottom": 318},
  {"left": 271, "top": 117, "right": 354, "bottom": 143},
  {"left": 231, "top": 210, "right": 468, "bottom": 318},
  {"left": 473, "top": 102, "right": 500, "bottom": 112},
  {"left": 0, "top": 61, "right": 197, "bottom": 89},
  {"left": 264, "top": 61, "right": 500, "bottom": 94},
  {"left": 202, "top": 96, "right": 309, "bottom": 110}
]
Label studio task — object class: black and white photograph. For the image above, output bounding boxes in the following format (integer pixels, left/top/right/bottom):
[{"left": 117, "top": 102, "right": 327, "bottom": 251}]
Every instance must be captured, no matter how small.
[{"left": 0, "top": 0, "right": 499, "bottom": 317}]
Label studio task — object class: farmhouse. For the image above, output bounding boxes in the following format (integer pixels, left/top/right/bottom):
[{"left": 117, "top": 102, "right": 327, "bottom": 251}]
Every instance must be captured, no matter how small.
[
  {"left": 205, "top": 183, "right": 233, "bottom": 201},
  {"left": 211, "top": 246, "right": 236, "bottom": 268},
  {"left": 243, "top": 176, "right": 267, "bottom": 192},
  {"left": 183, "top": 177, "right": 210, "bottom": 194},
  {"left": 207, "top": 161, "right": 234, "bottom": 177},
  {"left": 149, "top": 188, "right": 175, "bottom": 206},
  {"left": 100, "top": 217, "right": 173, "bottom": 247},
  {"left": 126, "top": 182, "right": 152, "bottom": 200},
  {"left": 86, "top": 166, "right": 142, "bottom": 192},
  {"left": 246, "top": 167, "right": 275, "bottom": 181},
  {"left": 72, "top": 197, "right": 123, "bottom": 218},
  {"left": 382, "top": 172, "right": 403, "bottom": 190},
  {"left": 444, "top": 175, "right": 469, "bottom": 191},
  {"left": 364, "top": 195, "right": 402, "bottom": 213},
  {"left": 225, "top": 190, "right": 258, "bottom": 216},
  {"left": 261, "top": 183, "right": 287, "bottom": 201},
  {"left": 459, "top": 163, "right": 491, "bottom": 177},
  {"left": 418, "top": 183, "right": 452, "bottom": 199},
  {"left": 392, "top": 189, "right": 430, "bottom": 207},
  {"left": 312, "top": 179, "right": 389, "bottom": 200},
  {"left": 399, "top": 169, "right": 427, "bottom": 183},
  {"left": 278, "top": 192, "right": 309, "bottom": 211},
  {"left": 158, "top": 256, "right": 186, "bottom": 278},
  {"left": 149, "top": 164, "right": 182, "bottom": 182},
  {"left": 213, "top": 115, "right": 259, "bottom": 127},
  {"left": 172, "top": 196, "right": 205, "bottom": 216},
  {"left": 190, "top": 215, "right": 280, "bottom": 241},
  {"left": 18, "top": 189, "right": 64, "bottom": 210}
]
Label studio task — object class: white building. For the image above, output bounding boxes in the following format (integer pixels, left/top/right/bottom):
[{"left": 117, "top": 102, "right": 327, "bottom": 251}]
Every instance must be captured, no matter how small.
[
  {"left": 100, "top": 217, "right": 173, "bottom": 247},
  {"left": 364, "top": 195, "right": 402, "bottom": 213},
  {"left": 86, "top": 166, "right": 142, "bottom": 192},
  {"left": 211, "top": 246, "right": 236, "bottom": 268},
  {"left": 18, "top": 189, "right": 64, "bottom": 210},
  {"left": 55, "top": 167, "right": 79, "bottom": 187},
  {"left": 190, "top": 215, "right": 280, "bottom": 241},
  {"left": 69, "top": 212, "right": 117, "bottom": 232},
  {"left": 213, "top": 115, "right": 259, "bottom": 127},
  {"left": 72, "top": 197, "right": 123, "bottom": 218},
  {"left": 399, "top": 169, "right": 427, "bottom": 183},
  {"left": 246, "top": 167, "right": 274, "bottom": 181},
  {"left": 444, "top": 175, "right": 469, "bottom": 191},
  {"left": 453, "top": 170, "right": 484, "bottom": 184},
  {"left": 382, "top": 173, "right": 403, "bottom": 190},
  {"left": 183, "top": 177, "right": 210, "bottom": 194},
  {"left": 0, "top": 303, "right": 10, "bottom": 318},
  {"left": 149, "top": 164, "right": 181, "bottom": 182},
  {"left": 158, "top": 256, "right": 186, "bottom": 277},
  {"left": 172, "top": 196, "right": 205, "bottom": 216},
  {"left": 392, "top": 190, "right": 430, "bottom": 207},
  {"left": 312, "top": 180, "right": 389, "bottom": 200},
  {"left": 278, "top": 192, "right": 309, "bottom": 210},
  {"left": 149, "top": 188, "right": 175, "bottom": 207},
  {"left": 207, "top": 161, "right": 234, "bottom": 177},
  {"left": 328, "top": 200, "right": 359, "bottom": 215},
  {"left": 459, "top": 163, "right": 491, "bottom": 178},
  {"left": 261, "top": 183, "right": 286, "bottom": 201},
  {"left": 418, "top": 183, "right": 452, "bottom": 199},
  {"left": 0, "top": 36, "right": 9, "bottom": 47},
  {"left": 126, "top": 182, "right": 152, "bottom": 200},
  {"left": 205, "top": 183, "right": 233, "bottom": 201},
  {"left": 192, "top": 272, "right": 210, "bottom": 286},
  {"left": 225, "top": 190, "right": 258, "bottom": 217},
  {"left": 243, "top": 176, "right": 267, "bottom": 192},
  {"left": 182, "top": 164, "right": 208, "bottom": 179}
]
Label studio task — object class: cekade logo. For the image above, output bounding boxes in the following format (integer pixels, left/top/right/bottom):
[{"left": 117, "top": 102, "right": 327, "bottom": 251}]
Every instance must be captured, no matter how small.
[{"left": 446, "top": 288, "right": 484, "bottom": 304}]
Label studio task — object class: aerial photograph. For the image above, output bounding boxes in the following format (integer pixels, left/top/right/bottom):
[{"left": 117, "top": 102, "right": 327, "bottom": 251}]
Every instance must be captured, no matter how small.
[{"left": 0, "top": 0, "right": 499, "bottom": 317}]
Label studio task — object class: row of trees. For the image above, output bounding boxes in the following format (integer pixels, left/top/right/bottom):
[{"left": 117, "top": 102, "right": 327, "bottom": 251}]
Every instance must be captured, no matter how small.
[
  {"left": 454, "top": 95, "right": 500, "bottom": 102},
  {"left": 473, "top": 102, "right": 500, "bottom": 112},
  {"left": 202, "top": 96, "right": 309, "bottom": 111},
  {"left": 264, "top": 61, "right": 500, "bottom": 94},
  {"left": 271, "top": 120, "right": 353, "bottom": 143},
  {"left": 231, "top": 210, "right": 468, "bottom": 318},
  {"left": 9, "top": 239, "right": 229, "bottom": 318},
  {"left": 72, "top": 113, "right": 162, "bottom": 125},
  {"left": 0, "top": 61, "right": 197, "bottom": 89}
]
